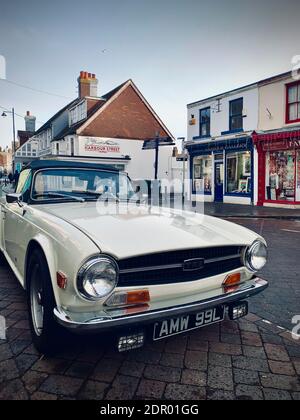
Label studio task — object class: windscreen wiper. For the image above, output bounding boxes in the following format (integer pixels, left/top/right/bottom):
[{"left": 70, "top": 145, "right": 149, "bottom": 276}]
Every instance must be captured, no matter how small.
[
  {"left": 33, "top": 192, "right": 85, "bottom": 202},
  {"left": 72, "top": 189, "right": 103, "bottom": 197}
]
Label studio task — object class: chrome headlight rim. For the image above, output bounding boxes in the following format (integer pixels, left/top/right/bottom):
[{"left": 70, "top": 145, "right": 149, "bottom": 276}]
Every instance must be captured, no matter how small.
[
  {"left": 77, "top": 255, "right": 119, "bottom": 301},
  {"left": 244, "top": 240, "right": 268, "bottom": 272}
]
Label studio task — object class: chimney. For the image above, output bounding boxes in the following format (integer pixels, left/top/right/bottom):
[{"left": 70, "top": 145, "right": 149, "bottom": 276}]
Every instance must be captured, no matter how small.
[
  {"left": 24, "top": 111, "right": 36, "bottom": 133},
  {"left": 78, "top": 71, "right": 98, "bottom": 98}
]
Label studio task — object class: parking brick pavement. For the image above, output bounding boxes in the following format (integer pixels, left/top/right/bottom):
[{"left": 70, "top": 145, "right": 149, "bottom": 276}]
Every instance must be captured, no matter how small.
[
  {"left": 229, "top": 219, "right": 300, "bottom": 331},
  {"left": 0, "top": 219, "right": 299, "bottom": 400}
]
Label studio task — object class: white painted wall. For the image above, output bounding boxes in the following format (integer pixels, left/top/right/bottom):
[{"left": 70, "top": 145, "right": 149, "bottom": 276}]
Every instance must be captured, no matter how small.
[
  {"left": 258, "top": 74, "right": 300, "bottom": 131},
  {"left": 187, "top": 86, "right": 259, "bottom": 141},
  {"left": 52, "top": 136, "right": 176, "bottom": 185}
]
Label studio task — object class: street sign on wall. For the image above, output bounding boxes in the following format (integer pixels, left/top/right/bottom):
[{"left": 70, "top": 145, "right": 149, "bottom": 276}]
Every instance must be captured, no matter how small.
[{"left": 142, "top": 137, "right": 175, "bottom": 150}]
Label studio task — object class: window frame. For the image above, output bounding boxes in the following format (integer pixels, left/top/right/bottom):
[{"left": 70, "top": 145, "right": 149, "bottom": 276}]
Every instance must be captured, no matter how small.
[
  {"left": 225, "top": 150, "right": 252, "bottom": 197},
  {"left": 199, "top": 107, "right": 211, "bottom": 138},
  {"left": 286, "top": 81, "right": 300, "bottom": 124},
  {"left": 192, "top": 154, "right": 213, "bottom": 195},
  {"left": 16, "top": 169, "right": 32, "bottom": 202},
  {"left": 229, "top": 98, "right": 243, "bottom": 132},
  {"left": 29, "top": 168, "right": 134, "bottom": 204}
]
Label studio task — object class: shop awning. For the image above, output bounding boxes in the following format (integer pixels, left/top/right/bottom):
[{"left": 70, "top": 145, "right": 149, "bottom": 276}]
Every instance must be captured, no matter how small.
[{"left": 252, "top": 130, "right": 300, "bottom": 151}]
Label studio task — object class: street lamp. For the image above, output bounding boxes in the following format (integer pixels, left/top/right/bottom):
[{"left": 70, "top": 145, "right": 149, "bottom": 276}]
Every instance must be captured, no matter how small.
[
  {"left": 178, "top": 137, "right": 186, "bottom": 204},
  {"left": 1, "top": 108, "right": 16, "bottom": 172}
]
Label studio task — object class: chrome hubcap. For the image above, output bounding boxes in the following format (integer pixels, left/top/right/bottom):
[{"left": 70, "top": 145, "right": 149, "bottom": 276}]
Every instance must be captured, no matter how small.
[{"left": 30, "top": 265, "right": 44, "bottom": 337}]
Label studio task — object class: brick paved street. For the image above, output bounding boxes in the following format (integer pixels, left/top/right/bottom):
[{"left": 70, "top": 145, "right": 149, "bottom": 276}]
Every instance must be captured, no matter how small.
[{"left": 0, "top": 219, "right": 299, "bottom": 400}]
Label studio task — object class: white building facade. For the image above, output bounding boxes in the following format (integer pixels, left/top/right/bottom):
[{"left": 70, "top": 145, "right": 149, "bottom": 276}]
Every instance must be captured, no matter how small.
[{"left": 186, "top": 83, "right": 259, "bottom": 205}]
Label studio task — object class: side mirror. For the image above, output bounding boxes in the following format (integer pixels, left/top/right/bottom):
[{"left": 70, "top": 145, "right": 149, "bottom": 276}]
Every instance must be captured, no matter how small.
[{"left": 6, "top": 193, "right": 22, "bottom": 205}]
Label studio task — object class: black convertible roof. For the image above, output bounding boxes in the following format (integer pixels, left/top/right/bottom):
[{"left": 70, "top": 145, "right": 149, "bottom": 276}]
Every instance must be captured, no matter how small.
[{"left": 26, "top": 159, "right": 120, "bottom": 172}]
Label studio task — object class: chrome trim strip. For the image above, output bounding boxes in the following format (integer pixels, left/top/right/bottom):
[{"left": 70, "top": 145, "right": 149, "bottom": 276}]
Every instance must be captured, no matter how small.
[
  {"left": 119, "top": 253, "right": 242, "bottom": 274},
  {"left": 205, "top": 253, "right": 242, "bottom": 264},
  {"left": 119, "top": 263, "right": 183, "bottom": 274},
  {"left": 54, "top": 277, "right": 268, "bottom": 333}
]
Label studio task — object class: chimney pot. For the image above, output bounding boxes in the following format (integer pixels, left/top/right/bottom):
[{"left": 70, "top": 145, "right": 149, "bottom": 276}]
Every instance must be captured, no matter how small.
[
  {"left": 78, "top": 71, "right": 98, "bottom": 98},
  {"left": 24, "top": 111, "right": 36, "bottom": 133}
]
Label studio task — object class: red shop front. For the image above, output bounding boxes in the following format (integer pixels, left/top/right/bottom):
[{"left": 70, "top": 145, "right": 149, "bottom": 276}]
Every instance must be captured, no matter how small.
[{"left": 253, "top": 130, "right": 300, "bottom": 206}]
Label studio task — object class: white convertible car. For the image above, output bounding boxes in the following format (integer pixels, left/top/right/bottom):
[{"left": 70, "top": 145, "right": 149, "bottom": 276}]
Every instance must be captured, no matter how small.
[{"left": 0, "top": 160, "right": 268, "bottom": 354}]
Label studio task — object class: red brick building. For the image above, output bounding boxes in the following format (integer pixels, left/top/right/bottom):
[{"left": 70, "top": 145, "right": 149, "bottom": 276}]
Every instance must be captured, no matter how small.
[{"left": 18, "top": 72, "right": 175, "bottom": 180}]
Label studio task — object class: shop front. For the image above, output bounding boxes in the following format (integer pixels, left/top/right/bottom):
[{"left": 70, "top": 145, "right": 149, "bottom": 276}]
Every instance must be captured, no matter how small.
[
  {"left": 187, "top": 137, "right": 253, "bottom": 205},
  {"left": 253, "top": 130, "right": 300, "bottom": 207}
]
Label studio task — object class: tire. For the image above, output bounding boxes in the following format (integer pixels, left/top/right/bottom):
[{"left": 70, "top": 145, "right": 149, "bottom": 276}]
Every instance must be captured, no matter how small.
[
  {"left": 27, "top": 249, "right": 62, "bottom": 355},
  {"left": 0, "top": 251, "right": 6, "bottom": 265}
]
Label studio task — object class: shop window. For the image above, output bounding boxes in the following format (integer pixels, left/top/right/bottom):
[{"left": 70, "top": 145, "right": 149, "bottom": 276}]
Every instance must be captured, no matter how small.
[
  {"left": 199, "top": 108, "right": 211, "bottom": 137},
  {"left": 229, "top": 98, "right": 243, "bottom": 131},
  {"left": 286, "top": 82, "right": 300, "bottom": 123},
  {"left": 193, "top": 155, "right": 212, "bottom": 193},
  {"left": 266, "top": 151, "right": 295, "bottom": 201},
  {"left": 226, "top": 151, "right": 251, "bottom": 194}
]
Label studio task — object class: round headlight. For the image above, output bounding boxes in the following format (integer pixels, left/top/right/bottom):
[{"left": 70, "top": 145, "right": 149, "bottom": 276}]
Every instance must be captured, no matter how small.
[
  {"left": 77, "top": 257, "right": 118, "bottom": 300},
  {"left": 245, "top": 240, "right": 267, "bottom": 272}
]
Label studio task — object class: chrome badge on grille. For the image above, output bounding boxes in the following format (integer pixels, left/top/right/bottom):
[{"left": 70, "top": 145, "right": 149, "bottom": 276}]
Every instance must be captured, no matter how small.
[{"left": 183, "top": 258, "right": 205, "bottom": 272}]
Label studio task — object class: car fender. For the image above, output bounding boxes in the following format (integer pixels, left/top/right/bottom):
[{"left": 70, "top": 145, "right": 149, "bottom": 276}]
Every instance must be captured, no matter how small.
[{"left": 25, "top": 234, "right": 59, "bottom": 303}]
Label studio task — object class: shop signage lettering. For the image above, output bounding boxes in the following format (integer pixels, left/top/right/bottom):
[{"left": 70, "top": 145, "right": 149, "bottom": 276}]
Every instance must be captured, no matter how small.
[
  {"left": 262, "top": 139, "right": 300, "bottom": 152},
  {"left": 84, "top": 140, "right": 121, "bottom": 154}
]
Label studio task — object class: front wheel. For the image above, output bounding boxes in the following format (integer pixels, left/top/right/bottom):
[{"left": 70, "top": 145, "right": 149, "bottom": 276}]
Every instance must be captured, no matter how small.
[{"left": 27, "top": 249, "right": 62, "bottom": 355}]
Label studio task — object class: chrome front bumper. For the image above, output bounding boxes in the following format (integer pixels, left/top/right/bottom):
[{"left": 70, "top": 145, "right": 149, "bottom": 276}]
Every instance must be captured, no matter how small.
[{"left": 53, "top": 277, "right": 268, "bottom": 333}]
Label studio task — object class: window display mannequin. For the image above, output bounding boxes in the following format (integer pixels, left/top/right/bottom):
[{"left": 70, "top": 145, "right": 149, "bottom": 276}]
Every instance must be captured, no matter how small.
[{"left": 268, "top": 162, "right": 279, "bottom": 200}]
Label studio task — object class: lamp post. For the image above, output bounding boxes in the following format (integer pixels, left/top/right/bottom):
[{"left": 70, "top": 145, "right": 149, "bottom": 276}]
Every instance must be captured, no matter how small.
[
  {"left": 178, "top": 137, "right": 186, "bottom": 204},
  {"left": 1, "top": 108, "right": 16, "bottom": 173}
]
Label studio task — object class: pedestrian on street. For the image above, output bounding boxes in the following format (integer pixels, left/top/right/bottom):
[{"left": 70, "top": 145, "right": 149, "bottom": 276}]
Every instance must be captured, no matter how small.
[{"left": 13, "top": 170, "right": 19, "bottom": 187}]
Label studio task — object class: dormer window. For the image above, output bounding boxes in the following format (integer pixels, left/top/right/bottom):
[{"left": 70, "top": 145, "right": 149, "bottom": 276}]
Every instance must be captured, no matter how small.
[{"left": 69, "top": 101, "right": 87, "bottom": 126}]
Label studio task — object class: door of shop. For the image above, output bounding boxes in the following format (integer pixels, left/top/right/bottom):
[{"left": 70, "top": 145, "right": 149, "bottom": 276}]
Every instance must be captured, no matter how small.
[{"left": 215, "top": 162, "right": 224, "bottom": 202}]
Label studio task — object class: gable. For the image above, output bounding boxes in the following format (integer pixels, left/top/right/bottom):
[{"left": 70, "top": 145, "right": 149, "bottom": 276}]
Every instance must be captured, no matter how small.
[{"left": 79, "top": 84, "right": 170, "bottom": 140}]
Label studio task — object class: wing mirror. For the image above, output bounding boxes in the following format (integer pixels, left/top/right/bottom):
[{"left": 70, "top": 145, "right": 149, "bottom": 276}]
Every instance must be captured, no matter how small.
[{"left": 6, "top": 193, "right": 24, "bottom": 207}]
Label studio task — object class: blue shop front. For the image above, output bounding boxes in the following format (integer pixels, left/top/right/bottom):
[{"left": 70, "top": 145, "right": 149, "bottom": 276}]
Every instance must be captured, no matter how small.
[{"left": 187, "top": 136, "right": 254, "bottom": 205}]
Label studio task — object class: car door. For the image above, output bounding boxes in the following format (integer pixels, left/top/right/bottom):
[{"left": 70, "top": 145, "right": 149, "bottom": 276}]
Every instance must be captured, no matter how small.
[
  {"left": 3, "top": 201, "right": 23, "bottom": 268},
  {"left": 3, "top": 169, "right": 32, "bottom": 274}
]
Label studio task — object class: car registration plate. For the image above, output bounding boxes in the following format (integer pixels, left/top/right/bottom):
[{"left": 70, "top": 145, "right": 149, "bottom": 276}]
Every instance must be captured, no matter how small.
[{"left": 153, "top": 306, "right": 225, "bottom": 341}]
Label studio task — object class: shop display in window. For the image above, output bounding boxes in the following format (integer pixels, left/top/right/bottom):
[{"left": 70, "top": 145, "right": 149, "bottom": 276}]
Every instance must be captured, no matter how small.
[
  {"left": 296, "top": 151, "right": 300, "bottom": 201},
  {"left": 193, "top": 156, "right": 212, "bottom": 193},
  {"left": 226, "top": 151, "right": 251, "bottom": 194},
  {"left": 266, "top": 151, "right": 295, "bottom": 201}
]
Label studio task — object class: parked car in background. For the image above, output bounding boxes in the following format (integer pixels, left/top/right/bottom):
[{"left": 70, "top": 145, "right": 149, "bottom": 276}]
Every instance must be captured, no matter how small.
[
  {"left": 0, "top": 176, "right": 10, "bottom": 186},
  {"left": 0, "top": 160, "right": 268, "bottom": 354}
]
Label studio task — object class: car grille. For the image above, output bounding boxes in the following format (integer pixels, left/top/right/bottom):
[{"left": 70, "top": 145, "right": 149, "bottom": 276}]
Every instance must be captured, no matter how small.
[{"left": 117, "top": 246, "right": 244, "bottom": 287}]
